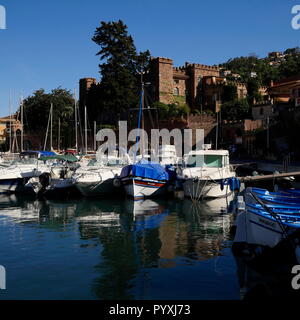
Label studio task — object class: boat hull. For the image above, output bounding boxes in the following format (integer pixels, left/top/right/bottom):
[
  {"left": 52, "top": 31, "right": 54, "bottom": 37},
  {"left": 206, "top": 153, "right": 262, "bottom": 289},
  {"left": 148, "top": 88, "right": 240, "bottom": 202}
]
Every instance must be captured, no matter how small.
[
  {"left": 75, "top": 178, "right": 118, "bottom": 197},
  {"left": 122, "top": 177, "right": 167, "bottom": 200},
  {"left": 183, "top": 179, "right": 233, "bottom": 199}
]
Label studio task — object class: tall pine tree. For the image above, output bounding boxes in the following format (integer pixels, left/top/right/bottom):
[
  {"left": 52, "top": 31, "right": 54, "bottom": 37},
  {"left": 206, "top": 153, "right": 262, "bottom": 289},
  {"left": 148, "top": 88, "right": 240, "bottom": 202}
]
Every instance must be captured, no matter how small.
[{"left": 92, "top": 20, "right": 150, "bottom": 124}]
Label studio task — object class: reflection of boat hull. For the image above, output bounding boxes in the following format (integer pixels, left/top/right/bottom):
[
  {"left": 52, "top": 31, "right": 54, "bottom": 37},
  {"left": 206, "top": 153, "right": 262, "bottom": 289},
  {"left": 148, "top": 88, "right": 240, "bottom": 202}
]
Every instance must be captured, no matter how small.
[
  {"left": 125, "top": 199, "right": 164, "bottom": 215},
  {"left": 122, "top": 177, "right": 166, "bottom": 200},
  {"left": 43, "top": 179, "right": 79, "bottom": 199},
  {"left": 183, "top": 179, "right": 233, "bottom": 199},
  {"left": 0, "top": 178, "right": 23, "bottom": 193}
]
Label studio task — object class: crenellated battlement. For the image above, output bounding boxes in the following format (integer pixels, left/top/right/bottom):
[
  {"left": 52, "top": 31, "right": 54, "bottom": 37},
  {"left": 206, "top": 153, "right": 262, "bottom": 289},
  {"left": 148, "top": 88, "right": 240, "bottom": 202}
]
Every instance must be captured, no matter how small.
[
  {"left": 185, "top": 62, "right": 220, "bottom": 71},
  {"left": 153, "top": 57, "right": 173, "bottom": 64}
]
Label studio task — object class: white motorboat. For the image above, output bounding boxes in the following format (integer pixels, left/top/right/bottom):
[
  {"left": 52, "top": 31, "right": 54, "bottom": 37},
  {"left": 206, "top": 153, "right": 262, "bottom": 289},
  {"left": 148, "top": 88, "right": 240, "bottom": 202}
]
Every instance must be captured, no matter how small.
[
  {"left": 0, "top": 158, "right": 51, "bottom": 194},
  {"left": 72, "top": 149, "right": 131, "bottom": 197},
  {"left": 179, "top": 145, "right": 237, "bottom": 199},
  {"left": 24, "top": 154, "right": 79, "bottom": 197}
]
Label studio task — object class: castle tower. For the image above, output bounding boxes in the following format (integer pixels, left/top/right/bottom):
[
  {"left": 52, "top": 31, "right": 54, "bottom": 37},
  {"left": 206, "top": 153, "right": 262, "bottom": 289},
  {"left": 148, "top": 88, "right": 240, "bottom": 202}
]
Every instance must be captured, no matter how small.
[
  {"left": 149, "top": 57, "right": 174, "bottom": 104},
  {"left": 186, "top": 63, "right": 220, "bottom": 107}
]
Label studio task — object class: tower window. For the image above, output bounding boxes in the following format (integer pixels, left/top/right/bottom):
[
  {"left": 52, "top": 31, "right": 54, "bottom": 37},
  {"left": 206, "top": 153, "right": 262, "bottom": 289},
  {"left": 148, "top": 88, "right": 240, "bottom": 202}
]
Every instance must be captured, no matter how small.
[{"left": 173, "top": 87, "right": 179, "bottom": 95}]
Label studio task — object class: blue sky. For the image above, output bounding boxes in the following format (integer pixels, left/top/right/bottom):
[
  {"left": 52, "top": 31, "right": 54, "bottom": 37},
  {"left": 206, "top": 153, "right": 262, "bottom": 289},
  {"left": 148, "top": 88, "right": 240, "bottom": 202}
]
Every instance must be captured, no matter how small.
[{"left": 0, "top": 0, "right": 299, "bottom": 116}]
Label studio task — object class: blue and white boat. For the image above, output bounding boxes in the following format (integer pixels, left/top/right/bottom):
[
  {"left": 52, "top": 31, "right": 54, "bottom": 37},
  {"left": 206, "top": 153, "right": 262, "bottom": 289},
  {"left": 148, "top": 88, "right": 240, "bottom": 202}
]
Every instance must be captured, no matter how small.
[
  {"left": 234, "top": 187, "right": 300, "bottom": 264},
  {"left": 250, "top": 187, "right": 300, "bottom": 206},
  {"left": 120, "top": 160, "right": 171, "bottom": 200}
]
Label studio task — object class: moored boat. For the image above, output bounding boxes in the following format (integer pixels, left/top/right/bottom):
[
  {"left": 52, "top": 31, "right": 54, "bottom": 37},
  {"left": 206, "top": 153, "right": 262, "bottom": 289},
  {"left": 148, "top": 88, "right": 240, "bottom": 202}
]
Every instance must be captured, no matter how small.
[
  {"left": 120, "top": 160, "right": 172, "bottom": 200},
  {"left": 179, "top": 145, "right": 237, "bottom": 199},
  {"left": 233, "top": 187, "right": 300, "bottom": 265}
]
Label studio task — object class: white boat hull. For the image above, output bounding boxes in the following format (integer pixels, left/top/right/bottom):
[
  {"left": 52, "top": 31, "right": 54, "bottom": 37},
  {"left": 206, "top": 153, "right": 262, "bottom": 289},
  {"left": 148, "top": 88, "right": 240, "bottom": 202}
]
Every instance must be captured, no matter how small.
[
  {"left": 73, "top": 167, "right": 122, "bottom": 197},
  {"left": 183, "top": 179, "right": 233, "bottom": 199},
  {"left": 245, "top": 209, "right": 285, "bottom": 248},
  {"left": 122, "top": 177, "right": 166, "bottom": 200}
]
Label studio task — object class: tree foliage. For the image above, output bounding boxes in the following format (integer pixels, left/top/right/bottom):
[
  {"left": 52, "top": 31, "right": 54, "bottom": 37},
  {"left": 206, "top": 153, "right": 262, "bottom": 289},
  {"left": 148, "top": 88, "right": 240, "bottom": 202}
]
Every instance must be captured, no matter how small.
[
  {"left": 22, "top": 88, "right": 74, "bottom": 148},
  {"left": 91, "top": 20, "right": 151, "bottom": 123},
  {"left": 220, "top": 48, "right": 300, "bottom": 86},
  {"left": 222, "top": 84, "right": 237, "bottom": 103},
  {"left": 221, "top": 98, "right": 250, "bottom": 120},
  {"left": 153, "top": 102, "right": 190, "bottom": 119}
]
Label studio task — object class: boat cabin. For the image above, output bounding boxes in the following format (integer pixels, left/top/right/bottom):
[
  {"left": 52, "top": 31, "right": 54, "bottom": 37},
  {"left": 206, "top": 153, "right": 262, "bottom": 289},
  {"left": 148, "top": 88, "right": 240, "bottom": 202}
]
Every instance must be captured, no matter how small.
[{"left": 185, "top": 150, "right": 230, "bottom": 168}]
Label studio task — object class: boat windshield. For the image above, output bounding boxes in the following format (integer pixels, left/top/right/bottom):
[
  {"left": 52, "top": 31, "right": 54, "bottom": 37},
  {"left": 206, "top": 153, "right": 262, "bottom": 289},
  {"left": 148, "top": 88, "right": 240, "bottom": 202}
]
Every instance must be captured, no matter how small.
[{"left": 186, "top": 154, "right": 223, "bottom": 168}]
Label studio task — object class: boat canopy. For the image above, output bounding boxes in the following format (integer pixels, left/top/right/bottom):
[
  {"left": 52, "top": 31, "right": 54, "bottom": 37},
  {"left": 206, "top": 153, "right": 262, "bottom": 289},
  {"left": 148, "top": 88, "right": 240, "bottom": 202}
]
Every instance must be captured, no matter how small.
[
  {"left": 39, "top": 154, "right": 78, "bottom": 163},
  {"left": 120, "top": 160, "right": 170, "bottom": 181}
]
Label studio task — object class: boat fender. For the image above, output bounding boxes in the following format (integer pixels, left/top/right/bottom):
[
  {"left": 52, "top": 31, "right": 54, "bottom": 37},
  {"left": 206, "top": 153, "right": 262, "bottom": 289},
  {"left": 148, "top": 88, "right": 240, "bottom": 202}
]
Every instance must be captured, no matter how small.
[{"left": 113, "top": 178, "right": 122, "bottom": 188}]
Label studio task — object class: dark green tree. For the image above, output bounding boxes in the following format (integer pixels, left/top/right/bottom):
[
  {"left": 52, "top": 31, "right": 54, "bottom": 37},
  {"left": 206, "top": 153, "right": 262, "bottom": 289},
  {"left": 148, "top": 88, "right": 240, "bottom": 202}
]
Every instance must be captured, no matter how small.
[
  {"left": 221, "top": 98, "right": 250, "bottom": 120},
  {"left": 246, "top": 78, "right": 261, "bottom": 104},
  {"left": 222, "top": 84, "right": 238, "bottom": 102},
  {"left": 278, "top": 52, "right": 300, "bottom": 78},
  {"left": 92, "top": 20, "right": 150, "bottom": 124},
  {"left": 22, "top": 87, "right": 74, "bottom": 149}
]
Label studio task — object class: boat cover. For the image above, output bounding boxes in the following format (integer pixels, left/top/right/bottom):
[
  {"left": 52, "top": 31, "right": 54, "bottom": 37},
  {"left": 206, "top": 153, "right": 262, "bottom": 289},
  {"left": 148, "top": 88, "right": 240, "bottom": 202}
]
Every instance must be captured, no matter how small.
[
  {"left": 120, "top": 160, "right": 170, "bottom": 181},
  {"left": 20, "top": 150, "right": 57, "bottom": 157}
]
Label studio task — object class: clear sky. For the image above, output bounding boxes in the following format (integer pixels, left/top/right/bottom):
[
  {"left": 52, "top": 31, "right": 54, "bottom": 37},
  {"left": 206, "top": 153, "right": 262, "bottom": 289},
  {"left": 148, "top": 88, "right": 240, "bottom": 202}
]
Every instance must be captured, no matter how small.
[{"left": 0, "top": 0, "right": 299, "bottom": 116}]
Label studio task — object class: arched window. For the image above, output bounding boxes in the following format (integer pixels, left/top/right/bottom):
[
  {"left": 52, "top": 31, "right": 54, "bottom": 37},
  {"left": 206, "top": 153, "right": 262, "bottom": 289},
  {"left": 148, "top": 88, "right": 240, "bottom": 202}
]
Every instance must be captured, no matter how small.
[{"left": 173, "top": 87, "right": 179, "bottom": 96}]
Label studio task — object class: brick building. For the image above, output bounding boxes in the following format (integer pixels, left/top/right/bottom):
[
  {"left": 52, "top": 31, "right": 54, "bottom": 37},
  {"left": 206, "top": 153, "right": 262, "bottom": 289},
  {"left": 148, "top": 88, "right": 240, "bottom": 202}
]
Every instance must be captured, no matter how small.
[
  {"left": 147, "top": 57, "right": 220, "bottom": 110},
  {"left": 79, "top": 57, "right": 269, "bottom": 113}
]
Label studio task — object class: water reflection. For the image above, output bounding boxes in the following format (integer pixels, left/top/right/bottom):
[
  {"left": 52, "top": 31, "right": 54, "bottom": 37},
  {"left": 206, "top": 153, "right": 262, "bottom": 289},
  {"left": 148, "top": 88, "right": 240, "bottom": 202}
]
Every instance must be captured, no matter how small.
[
  {"left": 0, "top": 194, "right": 237, "bottom": 299},
  {"left": 234, "top": 255, "right": 300, "bottom": 299}
]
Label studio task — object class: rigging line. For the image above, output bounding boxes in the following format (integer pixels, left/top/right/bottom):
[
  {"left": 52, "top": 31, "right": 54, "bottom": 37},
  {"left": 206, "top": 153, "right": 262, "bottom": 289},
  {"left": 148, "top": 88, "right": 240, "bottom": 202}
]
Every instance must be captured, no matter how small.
[
  {"left": 135, "top": 84, "right": 144, "bottom": 161},
  {"left": 249, "top": 191, "right": 294, "bottom": 248}
]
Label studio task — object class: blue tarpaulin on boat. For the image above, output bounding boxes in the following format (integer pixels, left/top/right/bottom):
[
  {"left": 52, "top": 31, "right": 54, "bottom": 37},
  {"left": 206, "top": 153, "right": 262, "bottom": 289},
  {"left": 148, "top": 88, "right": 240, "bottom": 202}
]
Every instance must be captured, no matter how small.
[
  {"left": 120, "top": 160, "right": 170, "bottom": 181},
  {"left": 21, "top": 150, "right": 57, "bottom": 157}
]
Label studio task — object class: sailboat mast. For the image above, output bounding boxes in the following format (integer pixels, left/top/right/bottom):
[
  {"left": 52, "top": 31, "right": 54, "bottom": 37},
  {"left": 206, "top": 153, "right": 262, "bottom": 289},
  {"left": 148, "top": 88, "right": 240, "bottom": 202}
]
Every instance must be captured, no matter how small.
[
  {"left": 50, "top": 103, "right": 53, "bottom": 151},
  {"left": 215, "top": 111, "right": 218, "bottom": 150},
  {"left": 58, "top": 117, "right": 61, "bottom": 151},
  {"left": 21, "top": 97, "right": 24, "bottom": 151},
  {"left": 94, "top": 121, "right": 96, "bottom": 151},
  {"left": 141, "top": 75, "right": 145, "bottom": 157},
  {"left": 74, "top": 89, "right": 78, "bottom": 154},
  {"left": 9, "top": 93, "right": 12, "bottom": 153},
  {"left": 84, "top": 106, "right": 87, "bottom": 154}
]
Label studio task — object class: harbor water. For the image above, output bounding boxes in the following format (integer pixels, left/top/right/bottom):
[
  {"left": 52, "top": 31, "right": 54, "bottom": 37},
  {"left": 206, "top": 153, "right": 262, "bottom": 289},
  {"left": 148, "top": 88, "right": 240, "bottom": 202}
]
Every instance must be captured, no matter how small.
[
  {"left": 1, "top": 192, "right": 296, "bottom": 300},
  {"left": 0, "top": 194, "right": 245, "bottom": 300}
]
